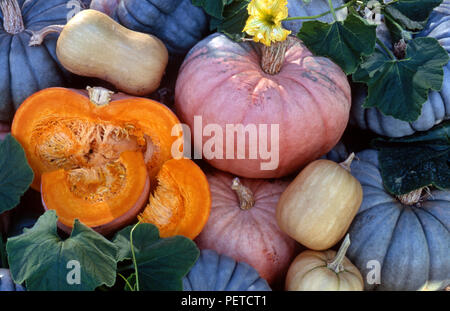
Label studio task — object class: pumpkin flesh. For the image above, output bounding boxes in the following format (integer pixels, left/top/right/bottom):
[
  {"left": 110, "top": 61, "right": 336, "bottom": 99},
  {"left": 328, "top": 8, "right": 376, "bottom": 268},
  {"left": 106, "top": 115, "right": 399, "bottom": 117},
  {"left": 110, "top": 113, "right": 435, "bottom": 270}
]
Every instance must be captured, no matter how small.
[
  {"left": 41, "top": 151, "right": 150, "bottom": 235},
  {"left": 11, "top": 88, "right": 182, "bottom": 190},
  {"left": 139, "top": 158, "right": 211, "bottom": 240}
]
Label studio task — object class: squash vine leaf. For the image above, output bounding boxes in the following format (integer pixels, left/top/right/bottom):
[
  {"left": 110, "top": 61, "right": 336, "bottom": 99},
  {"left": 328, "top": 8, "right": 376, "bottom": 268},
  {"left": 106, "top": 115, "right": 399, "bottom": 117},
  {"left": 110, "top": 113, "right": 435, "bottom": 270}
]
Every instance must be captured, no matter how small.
[
  {"left": 6, "top": 210, "right": 118, "bottom": 291},
  {"left": 0, "top": 135, "right": 33, "bottom": 215},
  {"left": 297, "top": 12, "right": 377, "bottom": 75},
  {"left": 372, "top": 121, "right": 450, "bottom": 195},
  {"left": 113, "top": 223, "right": 199, "bottom": 291},
  {"left": 192, "top": 0, "right": 234, "bottom": 19},
  {"left": 353, "top": 37, "right": 449, "bottom": 122},
  {"left": 384, "top": 0, "right": 443, "bottom": 31}
]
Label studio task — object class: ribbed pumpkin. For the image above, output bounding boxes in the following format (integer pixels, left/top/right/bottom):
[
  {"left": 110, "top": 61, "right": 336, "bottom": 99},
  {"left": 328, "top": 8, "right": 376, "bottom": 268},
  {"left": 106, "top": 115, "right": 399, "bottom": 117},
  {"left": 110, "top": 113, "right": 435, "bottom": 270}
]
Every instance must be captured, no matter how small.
[
  {"left": 0, "top": 0, "right": 76, "bottom": 122},
  {"left": 347, "top": 150, "right": 450, "bottom": 291},
  {"left": 195, "top": 169, "right": 298, "bottom": 285},
  {"left": 175, "top": 33, "right": 351, "bottom": 179},
  {"left": 351, "top": 1, "right": 450, "bottom": 137},
  {"left": 114, "top": 0, "right": 208, "bottom": 55},
  {"left": 183, "top": 250, "right": 271, "bottom": 291}
]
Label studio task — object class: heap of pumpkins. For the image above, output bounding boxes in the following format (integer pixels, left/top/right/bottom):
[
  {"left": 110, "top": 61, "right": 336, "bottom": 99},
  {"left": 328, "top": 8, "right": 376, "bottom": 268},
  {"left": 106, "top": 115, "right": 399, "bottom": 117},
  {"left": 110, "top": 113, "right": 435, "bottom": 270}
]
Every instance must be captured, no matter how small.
[{"left": 0, "top": 0, "right": 448, "bottom": 292}]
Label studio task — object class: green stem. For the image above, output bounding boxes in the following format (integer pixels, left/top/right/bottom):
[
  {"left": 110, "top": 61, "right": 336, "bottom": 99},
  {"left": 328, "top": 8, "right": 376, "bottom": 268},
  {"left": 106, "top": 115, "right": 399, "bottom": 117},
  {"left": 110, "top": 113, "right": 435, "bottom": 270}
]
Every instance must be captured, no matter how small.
[
  {"left": 328, "top": 0, "right": 337, "bottom": 20},
  {"left": 284, "top": 0, "right": 354, "bottom": 21},
  {"left": 117, "top": 273, "right": 135, "bottom": 291},
  {"left": 130, "top": 221, "right": 141, "bottom": 291},
  {"left": 376, "top": 38, "right": 395, "bottom": 60}
]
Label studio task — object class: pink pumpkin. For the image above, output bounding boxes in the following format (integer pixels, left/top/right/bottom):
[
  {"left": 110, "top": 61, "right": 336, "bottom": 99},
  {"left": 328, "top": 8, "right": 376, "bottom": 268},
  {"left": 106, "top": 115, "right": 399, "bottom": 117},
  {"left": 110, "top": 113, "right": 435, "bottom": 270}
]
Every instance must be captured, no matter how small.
[
  {"left": 195, "top": 169, "right": 298, "bottom": 285},
  {"left": 175, "top": 33, "right": 351, "bottom": 178}
]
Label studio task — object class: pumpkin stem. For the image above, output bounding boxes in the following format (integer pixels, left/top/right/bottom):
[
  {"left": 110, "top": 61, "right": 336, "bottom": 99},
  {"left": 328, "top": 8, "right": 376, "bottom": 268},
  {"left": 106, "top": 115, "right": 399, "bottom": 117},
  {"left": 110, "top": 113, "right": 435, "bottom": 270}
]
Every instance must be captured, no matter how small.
[
  {"left": 0, "top": 0, "right": 25, "bottom": 34},
  {"left": 231, "top": 177, "right": 255, "bottom": 210},
  {"left": 327, "top": 234, "right": 351, "bottom": 273},
  {"left": 339, "top": 152, "right": 355, "bottom": 172},
  {"left": 261, "top": 38, "right": 290, "bottom": 75},
  {"left": 28, "top": 25, "right": 64, "bottom": 46},
  {"left": 87, "top": 86, "right": 115, "bottom": 106},
  {"left": 396, "top": 187, "right": 426, "bottom": 206}
]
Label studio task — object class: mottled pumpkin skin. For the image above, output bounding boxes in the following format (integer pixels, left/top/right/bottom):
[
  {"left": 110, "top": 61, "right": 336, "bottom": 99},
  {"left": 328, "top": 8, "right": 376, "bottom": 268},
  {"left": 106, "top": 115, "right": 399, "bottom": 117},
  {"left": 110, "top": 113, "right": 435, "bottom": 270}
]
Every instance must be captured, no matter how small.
[
  {"left": 115, "top": 0, "right": 208, "bottom": 55},
  {"left": 0, "top": 0, "right": 75, "bottom": 122},
  {"left": 283, "top": 0, "right": 346, "bottom": 33},
  {"left": 347, "top": 150, "right": 450, "bottom": 291},
  {"left": 195, "top": 170, "right": 298, "bottom": 285},
  {"left": 175, "top": 33, "right": 351, "bottom": 178},
  {"left": 351, "top": 1, "right": 450, "bottom": 137},
  {"left": 183, "top": 250, "right": 271, "bottom": 291}
]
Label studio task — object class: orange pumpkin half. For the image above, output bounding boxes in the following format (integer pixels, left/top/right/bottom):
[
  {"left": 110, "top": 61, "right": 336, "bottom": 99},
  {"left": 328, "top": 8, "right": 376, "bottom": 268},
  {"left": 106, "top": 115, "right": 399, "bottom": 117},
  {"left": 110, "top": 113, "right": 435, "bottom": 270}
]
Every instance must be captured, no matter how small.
[{"left": 12, "top": 87, "right": 183, "bottom": 235}]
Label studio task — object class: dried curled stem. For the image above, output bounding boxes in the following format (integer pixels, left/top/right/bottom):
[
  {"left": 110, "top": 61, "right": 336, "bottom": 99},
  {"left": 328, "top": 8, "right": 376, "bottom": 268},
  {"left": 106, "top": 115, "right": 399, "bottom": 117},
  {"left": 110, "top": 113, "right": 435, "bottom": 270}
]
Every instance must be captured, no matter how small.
[{"left": 231, "top": 177, "right": 255, "bottom": 210}]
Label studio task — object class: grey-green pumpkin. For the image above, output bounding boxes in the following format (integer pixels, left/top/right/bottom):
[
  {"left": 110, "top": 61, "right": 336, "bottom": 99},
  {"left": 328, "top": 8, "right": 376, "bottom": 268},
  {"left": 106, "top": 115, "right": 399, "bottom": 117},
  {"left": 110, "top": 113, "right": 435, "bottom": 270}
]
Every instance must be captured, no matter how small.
[
  {"left": 351, "top": 1, "right": 450, "bottom": 137},
  {"left": 0, "top": 269, "right": 25, "bottom": 291},
  {"left": 183, "top": 249, "right": 271, "bottom": 291},
  {"left": 347, "top": 149, "right": 450, "bottom": 291}
]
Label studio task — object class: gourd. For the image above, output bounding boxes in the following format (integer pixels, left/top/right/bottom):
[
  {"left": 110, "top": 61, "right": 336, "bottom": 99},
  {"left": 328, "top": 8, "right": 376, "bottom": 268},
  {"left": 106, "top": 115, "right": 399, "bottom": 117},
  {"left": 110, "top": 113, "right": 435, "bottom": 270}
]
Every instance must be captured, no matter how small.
[
  {"left": 30, "top": 9, "right": 168, "bottom": 96},
  {"left": 283, "top": 0, "right": 347, "bottom": 33},
  {"left": 346, "top": 149, "right": 450, "bottom": 291},
  {"left": 195, "top": 170, "right": 298, "bottom": 285},
  {"left": 138, "top": 158, "right": 211, "bottom": 239},
  {"left": 114, "top": 0, "right": 208, "bottom": 55},
  {"left": 183, "top": 249, "right": 271, "bottom": 291},
  {"left": 175, "top": 33, "right": 351, "bottom": 179},
  {"left": 11, "top": 87, "right": 183, "bottom": 235},
  {"left": 0, "top": 0, "right": 77, "bottom": 122},
  {"left": 351, "top": 1, "right": 450, "bottom": 137},
  {"left": 286, "top": 234, "right": 364, "bottom": 291},
  {"left": 276, "top": 154, "right": 363, "bottom": 250},
  {"left": 0, "top": 269, "right": 25, "bottom": 291}
]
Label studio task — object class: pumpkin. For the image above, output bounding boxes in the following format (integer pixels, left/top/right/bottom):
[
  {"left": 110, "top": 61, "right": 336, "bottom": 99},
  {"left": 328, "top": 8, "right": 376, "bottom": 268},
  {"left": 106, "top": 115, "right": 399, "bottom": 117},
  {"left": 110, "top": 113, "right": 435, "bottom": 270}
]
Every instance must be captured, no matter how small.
[
  {"left": 320, "top": 140, "right": 349, "bottom": 163},
  {"left": 286, "top": 234, "right": 364, "bottom": 291},
  {"left": 346, "top": 149, "right": 450, "bottom": 291},
  {"left": 283, "top": 0, "right": 347, "bottom": 33},
  {"left": 175, "top": 34, "right": 351, "bottom": 179},
  {"left": 90, "top": 0, "right": 120, "bottom": 17},
  {"left": 276, "top": 154, "right": 363, "bottom": 250},
  {"left": 11, "top": 87, "right": 182, "bottom": 235},
  {"left": 195, "top": 170, "right": 298, "bottom": 285},
  {"left": 183, "top": 249, "right": 271, "bottom": 291},
  {"left": 0, "top": 0, "right": 77, "bottom": 122},
  {"left": 114, "top": 0, "right": 208, "bottom": 55},
  {"left": 351, "top": 2, "right": 450, "bottom": 137},
  {"left": 30, "top": 9, "right": 168, "bottom": 96},
  {"left": 138, "top": 158, "right": 211, "bottom": 239},
  {"left": 0, "top": 269, "right": 25, "bottom": 291}
]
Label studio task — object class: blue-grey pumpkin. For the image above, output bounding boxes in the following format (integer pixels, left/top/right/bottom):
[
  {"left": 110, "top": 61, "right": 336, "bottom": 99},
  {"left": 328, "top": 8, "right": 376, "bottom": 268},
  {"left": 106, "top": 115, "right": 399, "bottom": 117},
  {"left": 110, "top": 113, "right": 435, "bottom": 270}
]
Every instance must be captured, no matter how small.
[
  {"left": 351, "top": 1, "right": 450, "bottom": 137},
  {"left": 0, "top": 0, "right": 77, "bottom": 122},
  {"left": 183, "top": 250, "right": 271, "bottom": 291},
  {"left": 0, "top": 269, "right": 25, "bottom": 291},
  {"left": 320, "top": 140, "right": 349, "bottom": 163},
  {"left": 283, "top": 0, "right": 347, "bottom": 33},
  {"left": 347, "top": 149, "right": 450, "bottom": 291},
  {"left": 114, "top": 0, "right": 208, "bottom": 55}
]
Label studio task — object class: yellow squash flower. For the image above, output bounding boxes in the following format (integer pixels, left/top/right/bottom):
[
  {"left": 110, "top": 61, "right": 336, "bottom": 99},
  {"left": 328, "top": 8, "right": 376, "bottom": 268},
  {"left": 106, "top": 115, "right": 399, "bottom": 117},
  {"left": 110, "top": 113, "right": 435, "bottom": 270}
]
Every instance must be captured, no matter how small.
[{"left": 243, "top": 0, "right": 291, "bottom": 46}]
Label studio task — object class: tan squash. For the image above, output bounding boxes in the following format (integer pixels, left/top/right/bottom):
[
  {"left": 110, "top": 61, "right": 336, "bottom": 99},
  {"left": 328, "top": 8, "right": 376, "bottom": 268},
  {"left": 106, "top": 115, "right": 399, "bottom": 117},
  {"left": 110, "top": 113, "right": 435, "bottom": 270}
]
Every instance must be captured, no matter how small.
[
  {"left": 29, "top": 9, "right": 168, "bottom": 96},
  {"left": 286, "top": 234, "right": 364, "bottom": 291},
  {"left": 276, "top": 153, "right": 363, "bottom": 250}
]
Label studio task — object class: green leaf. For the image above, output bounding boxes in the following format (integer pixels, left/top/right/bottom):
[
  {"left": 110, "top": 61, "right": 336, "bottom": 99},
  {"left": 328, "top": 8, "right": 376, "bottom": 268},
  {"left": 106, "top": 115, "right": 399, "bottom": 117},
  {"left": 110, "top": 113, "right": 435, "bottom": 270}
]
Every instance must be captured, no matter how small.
[
  {"left": 372, "top": 121, "right": 450, "bottom": 195},
  {"left": 297, "top": 13, "right": 377, "bottom": 75},
  {"left": 6, "top": 211, "right": 118, "bottom": 291},
  {"left": 385, "top": 0, "right": 443, "bottom": 30},
  {"left": 0, "top": 135, "right": 33, "bottom": 215},
  {"left": 113, "top": 223, "right": 199, "bottom": 291},
  {"left": 192, "top": 0, "right": 233, "bottom": 19},
  {"left": 353, "top": 37, "right": 449, "bottom": 122},
  {"left": 216, "top": 0, "right": 250, "bottom": 41}
]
